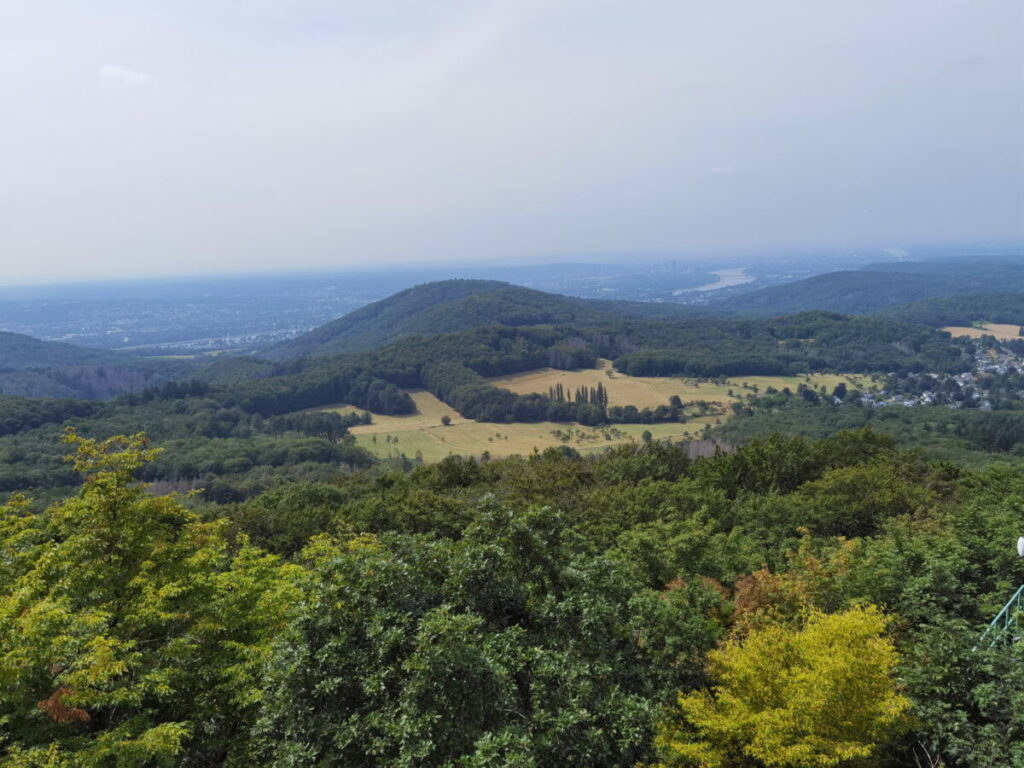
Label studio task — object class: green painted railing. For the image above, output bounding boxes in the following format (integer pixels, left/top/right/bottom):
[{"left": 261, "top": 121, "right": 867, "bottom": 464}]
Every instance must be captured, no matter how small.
[{"left": 979, "top": 583, "right": 1024, "bottom": 649}]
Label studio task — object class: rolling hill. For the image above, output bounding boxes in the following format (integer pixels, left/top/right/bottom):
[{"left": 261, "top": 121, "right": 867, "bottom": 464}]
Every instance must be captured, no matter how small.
[
  {"left": 714, "top": 258, "right": 1024, "bottom": 316},
  {"left": 873, "top": 292, "right": 1024, "bottom": 327},
  {"left": 262, "top": 258, "right": 1024, "bottom": 364},
  {"left": 0, "top": 331, "right": 130, "bottom": 369},
  {"left": 0, "top": 331, "right": 200, "bottom": 399},
  {"left": 714, "top": 270, "right": 963, "bottom": 315},
  {"left": 262, "top": 279, "right": 704, "bottom": 361}
]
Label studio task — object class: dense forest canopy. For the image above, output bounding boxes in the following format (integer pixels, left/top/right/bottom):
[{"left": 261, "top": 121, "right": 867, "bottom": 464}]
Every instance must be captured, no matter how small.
[{"left": 1, "top": 428, "right": 1021, "bottom": 765}]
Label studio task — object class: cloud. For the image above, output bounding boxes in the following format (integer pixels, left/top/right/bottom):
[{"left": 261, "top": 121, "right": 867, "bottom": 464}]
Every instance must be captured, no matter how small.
[
  {"left": 0, "top": 0, "right": 1017, "bottom": 282},
  {"left": 98, "top": 64, "right": 152, "bottom": 89}
]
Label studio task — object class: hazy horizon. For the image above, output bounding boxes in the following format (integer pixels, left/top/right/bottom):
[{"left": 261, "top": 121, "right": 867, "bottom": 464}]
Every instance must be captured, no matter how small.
[
  {"left": 2, "top": 1, "right": 1022, "bottom": 283},
  {"left": 2, "top": 240, "right": 1022, "bottom": 290}
]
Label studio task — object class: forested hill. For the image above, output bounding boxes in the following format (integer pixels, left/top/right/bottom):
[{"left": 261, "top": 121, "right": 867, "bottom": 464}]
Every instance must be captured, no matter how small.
[
  {"left": 0, "top": 331, "right": 127, "bottom": 369},
  {"left": 261, "top": 280, "right": 581, "bottom": 359},
  {"left": 0, "top": 331, "right": 200, "bottom": 399},
  {"left": 713, "top": 257, "right": 1024, "bottom": 316},
  {"left": 261, "top": 260, "right": 1024, "bottom": 363},
  {"left": 261, "top": 279, "right": 703, "bottom": 361},
  {"left": 873, "top": 292, "right": 1024, "bottom": 327},
  {"left": 714, "top": 270, "right": 957, "bottom": 315}
]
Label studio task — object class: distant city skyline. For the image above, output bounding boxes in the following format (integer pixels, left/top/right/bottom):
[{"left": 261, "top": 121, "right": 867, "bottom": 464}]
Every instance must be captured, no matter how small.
[{"left": 1, "top": 0, "right": 1021, "bottom": 283}]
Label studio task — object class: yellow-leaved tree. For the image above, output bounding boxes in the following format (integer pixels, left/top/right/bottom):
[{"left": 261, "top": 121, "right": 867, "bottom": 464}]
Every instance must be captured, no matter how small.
[
  {"left": 0, "top": 430, "right": 300, "bottom": 766},
  {"left": 654, "top": 605, "right": 910, "bottom": 768}
]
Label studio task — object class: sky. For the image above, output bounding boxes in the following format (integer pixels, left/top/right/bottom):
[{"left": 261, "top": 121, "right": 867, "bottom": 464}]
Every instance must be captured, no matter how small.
[{"left": 1, "top": 0, "right": 1022, "bottom": 283}]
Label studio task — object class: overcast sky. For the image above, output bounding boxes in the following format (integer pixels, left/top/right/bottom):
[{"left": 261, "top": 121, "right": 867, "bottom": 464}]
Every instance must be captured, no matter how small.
[{"left": 1, "top": 0, "right": 1021, "bottom": 283}]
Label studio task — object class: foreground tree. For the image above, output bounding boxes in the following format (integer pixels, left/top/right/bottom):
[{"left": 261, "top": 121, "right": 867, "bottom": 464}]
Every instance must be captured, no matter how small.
[
  {"left": 901, "top": 619, "right": 1024, "bottom": 767},
  {"left": 654, "top": 605, "right": 910, "bottom": 768},
  {"left": 255, "top": 504, "right": 725, "bottom": 766},
  {"left": 0, "top": 431, "right": 298, "bottom": 765}
]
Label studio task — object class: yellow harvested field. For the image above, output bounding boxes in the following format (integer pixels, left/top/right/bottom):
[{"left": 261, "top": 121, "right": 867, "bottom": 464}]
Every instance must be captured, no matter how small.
[
  {"left": 489, "top": 360, "right": 872, "bottom": 404},
  {"left": 324, "top": 391, "right": 471, "bottom": 434},
  {"left": 942, "top": 324, "right": 1021, "bottom": 341},
  {"left": 353, "top": 411, "right": 720, "bottom": 463},
  {"left": 317, "top": 363, "right": 874, "bottom": 463},
  {"left": 324, "top": 389, "right": 720, "bottom": 462}
]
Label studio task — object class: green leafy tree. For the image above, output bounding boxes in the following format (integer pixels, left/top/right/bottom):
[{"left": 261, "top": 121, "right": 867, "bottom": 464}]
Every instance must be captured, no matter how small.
[
  {"left": 256, "top": 505, "right": 724, "bottom": 766},
  {"left": 901, "top": 619, "right": 1024, "bottom": 767},
  {"left": 0, "top": 430, "right": 299, "bottom": 765}
]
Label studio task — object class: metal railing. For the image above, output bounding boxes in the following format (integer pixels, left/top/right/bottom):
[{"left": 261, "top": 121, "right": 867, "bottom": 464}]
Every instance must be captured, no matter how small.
[{"left": 979, "top": 583, "right": 1024, "bottom": 649}]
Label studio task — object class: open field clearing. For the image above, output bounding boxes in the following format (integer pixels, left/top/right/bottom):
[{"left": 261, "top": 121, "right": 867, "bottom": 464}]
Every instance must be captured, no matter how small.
[
  {"left": 942, "top": 323, "right": 1022, "bottom": 340},
  {"left": 319, "top": 364, "right": 872, "bottom": 463},
  {"left": 325, "top": 391, "right": 472, "bottom": 434},
  {"left": 323, "top": 390, "right": 719, "bottom": 462},
  {"left": 347, "top": 409, "right": 721, "bottom": 463},
  {"left": 488, "top": 360, "right": 874, "bottom": 405}
]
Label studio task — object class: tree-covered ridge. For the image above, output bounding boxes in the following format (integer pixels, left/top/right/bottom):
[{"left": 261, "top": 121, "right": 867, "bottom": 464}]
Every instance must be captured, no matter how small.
[
  {"left": 262, "top": 279, "right": 612, "bottom": 360},
  {"left": 0, "top": 396, "right": 102, "bottom": 438},
  {"left": 0, "top": 331, "right": 204, "bottom": 400},
  {"left": 261, "top": 278, "right": 717, "bottom": 362},
  {"left": 0, "top": 393, "right": 377, "bottom": 502},
  {"left": 604, "top": 311, "right": 968, "bottom": 377},
  {"left": 716, "top": 270, "right": 962, "bottom": 315},
  {"left": 874, "top": 292, "right": 1024, "bottom": 328},
  {"left": 261, "top": 274, "right": 988, "bottom": 369},
  {"left": 713, "top": 396, "right": 1024, "bottom": 466},
  {"left": 2, "top": 428, "right": 1022, "bottom": 765},
  {"left": 0, "top": 331, "right": 130, "bottom": 369},
  {"left": 713, "top": 257, "right": 1024, "bottom": 317},
  {"left": 263, "top": 279, "right": 508, "bottom": 359},
  {"left": 262, "top": 259, "right": 1024, "bottom": 366}
]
